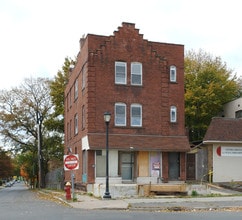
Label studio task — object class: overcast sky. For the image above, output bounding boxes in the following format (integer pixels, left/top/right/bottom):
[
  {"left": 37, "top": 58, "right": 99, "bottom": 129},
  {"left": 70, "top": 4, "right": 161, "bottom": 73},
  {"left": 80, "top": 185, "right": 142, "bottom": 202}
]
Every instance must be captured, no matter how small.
[{"left": 1, "top": 0, "right": 242, "bottom": 89}]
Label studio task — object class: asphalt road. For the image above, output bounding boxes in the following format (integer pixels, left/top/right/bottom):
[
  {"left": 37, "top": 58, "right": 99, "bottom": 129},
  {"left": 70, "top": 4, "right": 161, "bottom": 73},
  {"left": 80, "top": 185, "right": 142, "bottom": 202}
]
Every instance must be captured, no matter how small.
[{"left": 1, "top": 182, "right": 242, "bottom": 220}]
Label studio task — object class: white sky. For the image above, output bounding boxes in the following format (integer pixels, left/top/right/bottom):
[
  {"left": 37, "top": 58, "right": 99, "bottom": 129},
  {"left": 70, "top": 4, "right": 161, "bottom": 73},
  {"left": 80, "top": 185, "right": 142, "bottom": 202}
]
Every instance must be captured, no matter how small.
[{"left": 1, "top": 0, "right": 242, "bottom": 89}]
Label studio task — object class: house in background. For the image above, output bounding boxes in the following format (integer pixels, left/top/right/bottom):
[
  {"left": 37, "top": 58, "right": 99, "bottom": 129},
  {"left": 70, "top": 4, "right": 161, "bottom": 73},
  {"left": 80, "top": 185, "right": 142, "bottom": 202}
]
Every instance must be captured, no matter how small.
[
  {"left": 221, "top": 97, "right": 242, "bottom": 118},
  {"left": 203, "top": 117, "right": 242, "bottom": 182},
  {"left": 64, "top": 22, "right": 190, "bottom": 197},
  {"left": 188, "top": 97, "right": 242, "bottom": 183}
]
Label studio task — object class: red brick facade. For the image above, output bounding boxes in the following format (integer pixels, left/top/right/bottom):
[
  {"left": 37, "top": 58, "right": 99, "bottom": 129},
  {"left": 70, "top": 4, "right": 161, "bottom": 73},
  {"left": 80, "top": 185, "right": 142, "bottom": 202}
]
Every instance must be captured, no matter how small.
[{"left": 64, "top": 22, "right": 189, "bottom": 185}]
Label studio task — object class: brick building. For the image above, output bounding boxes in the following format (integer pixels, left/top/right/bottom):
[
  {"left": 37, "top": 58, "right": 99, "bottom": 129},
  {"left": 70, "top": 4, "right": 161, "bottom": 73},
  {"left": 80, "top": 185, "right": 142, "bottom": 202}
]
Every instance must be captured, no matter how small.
[{"left": 64, "top": 22, "right": 190, "bottom": 196}]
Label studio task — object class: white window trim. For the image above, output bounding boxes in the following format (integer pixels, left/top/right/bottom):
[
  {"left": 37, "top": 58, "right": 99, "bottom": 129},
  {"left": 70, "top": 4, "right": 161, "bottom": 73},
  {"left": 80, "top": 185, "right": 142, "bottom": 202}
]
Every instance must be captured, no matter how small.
[
  {"left": 74, "top": 79, "right": 78, "bottom": 100},
  {"left": 170, "top": 65, "right": 177, "bottom": 82},
  {"left": 131, "top": 62, "right": 142, "bottom": 86},
  {"left": 82, "top": 69, "right": 85, "bottom": 90},
  {"left": 170, "top": 106, "right": 177, "bottom": 123},
  {"left": 115, "top": 61, "right": 127, "bottom": 85},
  {"left": 74, "top": 113, "right": 78, "bottom": 134},
  {"left": 115, "top": 103, "right": 126, "bottom": 126},
  {"left": 131, "top": 104, "right": 142, "bottom": 127}
]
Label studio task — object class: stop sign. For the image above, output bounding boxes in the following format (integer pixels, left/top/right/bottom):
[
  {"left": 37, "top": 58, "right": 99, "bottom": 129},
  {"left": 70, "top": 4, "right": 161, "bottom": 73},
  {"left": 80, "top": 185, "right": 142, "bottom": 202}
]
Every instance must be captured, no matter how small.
[{"left": 64, "top": 154, "right": 79, "bottom": 171}]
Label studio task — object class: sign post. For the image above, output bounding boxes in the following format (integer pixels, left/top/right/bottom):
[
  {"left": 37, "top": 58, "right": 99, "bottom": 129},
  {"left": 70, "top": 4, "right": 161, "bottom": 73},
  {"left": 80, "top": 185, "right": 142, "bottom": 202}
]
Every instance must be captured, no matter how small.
[{"left": 64, "top": 154, "right": 79, "bottom": 200}]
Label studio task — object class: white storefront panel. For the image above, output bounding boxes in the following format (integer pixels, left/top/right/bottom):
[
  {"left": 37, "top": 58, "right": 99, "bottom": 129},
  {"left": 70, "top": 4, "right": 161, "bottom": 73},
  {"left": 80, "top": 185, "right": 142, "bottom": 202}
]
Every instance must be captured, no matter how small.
[{"left": 213, "top": 144, "right": 242, "bottom": 182}]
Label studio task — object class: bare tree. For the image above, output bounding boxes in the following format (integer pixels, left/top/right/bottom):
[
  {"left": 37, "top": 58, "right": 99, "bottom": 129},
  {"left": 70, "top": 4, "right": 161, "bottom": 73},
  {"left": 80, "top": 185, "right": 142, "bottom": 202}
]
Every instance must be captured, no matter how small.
[
  {"left": 0, "top": 77, "right": 55, "bottom": 187},
  {"left": 0, "top": 77, "right": 52, "bottom": 150}
]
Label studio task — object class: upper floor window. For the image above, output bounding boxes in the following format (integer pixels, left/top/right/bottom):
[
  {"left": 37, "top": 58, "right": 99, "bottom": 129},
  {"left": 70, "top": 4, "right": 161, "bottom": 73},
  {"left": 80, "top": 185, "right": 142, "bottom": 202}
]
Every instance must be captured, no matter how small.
[
  {"left": 82, "top": 63, "right": 87, "bottom": 90},
  {"left": 69, "top": 119, "right": 72, "bottom": 139},
  {"left": 67, "top": 122, "right": 69, "bottom": 141},
  {"left": 131, "top": 104, "right": 142, "bottom": 127},
  {"left": 74, "top": 113, "right": 78, "bottom": 135},
  {"left": 115, "top": 62, "right": 127, "bottom": 85},
  {"left": 170, "top": 65, "right": 177, "bottom": 82},
  {"left": 82, "top": 105, "right": 86, "bottom": 129},
  {"left": 235, "top": 110, "right": 242, "bottom": 118},
  {"left": 170, "top": 106, "right": 177, "bottom": 123},
  {"left": 74, "top": 79, "right": 78, "bottom": 100},
  {"left": 131, "top": 62, "right": 142, "bottom": 85},
  {"left": 69, "top": 87, "right": 72, "bottom": 108},
  {"left": 66, "top": 93, "right": 69, "bottom": 110},
  {"left": 115, "top": 103, "right": 126, "bottom": 126}
]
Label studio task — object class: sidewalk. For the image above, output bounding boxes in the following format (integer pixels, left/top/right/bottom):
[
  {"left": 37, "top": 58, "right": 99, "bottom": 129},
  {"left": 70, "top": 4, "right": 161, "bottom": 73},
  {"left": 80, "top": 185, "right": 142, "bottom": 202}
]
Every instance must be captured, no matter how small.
[
  {"left": 71, "top": 194, "right": 128, "bottom": 210},
  {"left": 42, "top": 186, "right": 242, "bottom": 211}
]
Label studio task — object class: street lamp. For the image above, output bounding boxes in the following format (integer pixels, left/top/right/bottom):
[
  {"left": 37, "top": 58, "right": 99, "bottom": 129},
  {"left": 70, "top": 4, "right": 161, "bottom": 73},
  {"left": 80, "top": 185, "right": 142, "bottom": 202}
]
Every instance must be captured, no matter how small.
[{"left": 103, "top": 112, "right": 111, "bottom": 199}]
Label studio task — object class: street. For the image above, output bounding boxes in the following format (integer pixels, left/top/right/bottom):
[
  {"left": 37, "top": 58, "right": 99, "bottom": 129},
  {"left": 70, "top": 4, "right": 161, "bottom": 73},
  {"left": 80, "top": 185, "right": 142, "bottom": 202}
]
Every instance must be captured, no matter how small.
[{"left": 1, "top": 182, "right": 242, "bottom": 220}]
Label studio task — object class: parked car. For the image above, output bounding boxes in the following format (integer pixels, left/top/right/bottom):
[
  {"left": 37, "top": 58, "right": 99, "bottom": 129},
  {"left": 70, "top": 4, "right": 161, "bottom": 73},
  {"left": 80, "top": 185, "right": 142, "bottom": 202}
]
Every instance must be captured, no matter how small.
[{"left": 5, "top": 182, "right": 11, "bottom": 187}]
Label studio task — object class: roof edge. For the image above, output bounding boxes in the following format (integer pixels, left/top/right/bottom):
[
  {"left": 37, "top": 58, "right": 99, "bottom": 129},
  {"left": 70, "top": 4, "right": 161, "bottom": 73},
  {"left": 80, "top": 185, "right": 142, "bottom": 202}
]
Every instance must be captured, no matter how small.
[{"left": 203, "top": 140, "right": 242, "bottom": 144}]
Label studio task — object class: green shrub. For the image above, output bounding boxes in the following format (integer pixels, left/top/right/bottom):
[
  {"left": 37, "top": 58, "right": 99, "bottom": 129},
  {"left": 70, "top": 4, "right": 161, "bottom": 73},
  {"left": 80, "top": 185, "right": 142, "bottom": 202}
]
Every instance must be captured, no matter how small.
[{"left": 191, "top": 190, "right": 198, "bottom": 197}]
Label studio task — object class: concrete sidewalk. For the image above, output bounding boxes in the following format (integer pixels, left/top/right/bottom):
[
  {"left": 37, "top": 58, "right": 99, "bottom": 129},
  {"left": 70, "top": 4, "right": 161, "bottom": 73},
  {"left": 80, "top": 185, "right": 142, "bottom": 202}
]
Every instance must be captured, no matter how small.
[
  {"left": 70, "top": 194, "right": 129, "bottom": 210},
  {"left": 125, "top": 196, "right": 242, "bottom": 211},
  {"left": 44, "top": 186, "right": 242, "bottom": 211},
  {"left": 68, "top": 194, "right": 242, "bottom": 211}
]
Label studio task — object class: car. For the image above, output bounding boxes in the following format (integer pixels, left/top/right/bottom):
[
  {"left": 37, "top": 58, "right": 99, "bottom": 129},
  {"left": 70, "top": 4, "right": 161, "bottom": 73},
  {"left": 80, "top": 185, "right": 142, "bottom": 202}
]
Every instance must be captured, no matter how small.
[{"left": 5, "top": 182, "right": 11, "bottom": 187}]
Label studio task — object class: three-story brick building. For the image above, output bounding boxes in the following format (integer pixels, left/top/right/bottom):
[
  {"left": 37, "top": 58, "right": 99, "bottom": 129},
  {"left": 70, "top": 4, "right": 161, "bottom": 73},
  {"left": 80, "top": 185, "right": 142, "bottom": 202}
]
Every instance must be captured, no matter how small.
[{"left": 64, "top": 22, "right": 190, "bottom": 197}]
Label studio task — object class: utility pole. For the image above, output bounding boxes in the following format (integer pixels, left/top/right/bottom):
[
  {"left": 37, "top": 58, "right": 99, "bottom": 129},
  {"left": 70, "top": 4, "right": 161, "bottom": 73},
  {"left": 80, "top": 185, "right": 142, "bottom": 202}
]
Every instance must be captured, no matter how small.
[{"left": 37, "top": 111, "right": 43, "bottom": 188}]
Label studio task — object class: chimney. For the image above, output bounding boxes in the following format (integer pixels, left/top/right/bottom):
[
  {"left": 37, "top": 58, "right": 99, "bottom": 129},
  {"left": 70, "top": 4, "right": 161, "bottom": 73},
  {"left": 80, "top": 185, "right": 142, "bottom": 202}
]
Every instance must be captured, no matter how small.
[{"left": 79, "top": 34, "right": 86, "bottom": 50}]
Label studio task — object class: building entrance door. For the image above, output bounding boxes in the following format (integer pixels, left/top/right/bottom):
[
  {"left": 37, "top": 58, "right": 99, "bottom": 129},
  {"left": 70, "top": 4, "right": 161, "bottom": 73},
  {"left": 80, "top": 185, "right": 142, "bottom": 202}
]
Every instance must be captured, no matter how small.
[
  {"left": 121, "top": 152, "right": 134, "bottom": 181},
  {"left": 168, "top": 152, "right": 180, "bottom": 180},
  {"left": 186, "top": 153, "right": 195, "bottom": 180}
]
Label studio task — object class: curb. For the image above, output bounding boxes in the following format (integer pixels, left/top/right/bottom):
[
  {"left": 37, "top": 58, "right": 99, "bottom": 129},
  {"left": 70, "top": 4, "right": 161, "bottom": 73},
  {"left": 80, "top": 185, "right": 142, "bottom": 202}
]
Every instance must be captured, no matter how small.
[{"left": 37, "top": 190, "right": 72, "bottom": 207}]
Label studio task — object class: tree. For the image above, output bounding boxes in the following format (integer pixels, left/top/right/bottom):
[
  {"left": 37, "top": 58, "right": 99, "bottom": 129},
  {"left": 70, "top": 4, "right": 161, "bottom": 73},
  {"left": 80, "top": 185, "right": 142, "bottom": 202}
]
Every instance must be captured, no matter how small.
[
  {"left": 15, "top": 151, "right": 36, "bottom": 183},
  {"left": 185, "top": 49, "right": 241, "bottom": 142},
  {"left": 46, "top": 57, "right": 76, "bottom": 133},
  {"left": 0, "top": 147, "right": 13, "bottom": 179},
  {"left": 0, "top": 77, "right": 62, "bottom": 187}
]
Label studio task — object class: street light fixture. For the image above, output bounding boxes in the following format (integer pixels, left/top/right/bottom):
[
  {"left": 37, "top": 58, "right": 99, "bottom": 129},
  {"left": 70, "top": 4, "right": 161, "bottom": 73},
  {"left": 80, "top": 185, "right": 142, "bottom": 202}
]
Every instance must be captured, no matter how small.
[{"left": 103, "top": 112, "right": 111, "bottom": 199}]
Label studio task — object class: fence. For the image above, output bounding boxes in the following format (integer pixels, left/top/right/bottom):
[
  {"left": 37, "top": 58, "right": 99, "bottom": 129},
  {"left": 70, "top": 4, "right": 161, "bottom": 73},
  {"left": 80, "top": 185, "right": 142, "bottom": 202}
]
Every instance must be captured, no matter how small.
[{"left": 45, "top": 167, "right": 64, "bottom": 190}]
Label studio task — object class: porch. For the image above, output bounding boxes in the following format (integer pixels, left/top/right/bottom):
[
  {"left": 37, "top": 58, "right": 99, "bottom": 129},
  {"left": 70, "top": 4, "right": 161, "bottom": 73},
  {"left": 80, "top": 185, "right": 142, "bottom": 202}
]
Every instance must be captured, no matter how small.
[{"left": 86, "top": 181, "right": 188, "bottom": 198}]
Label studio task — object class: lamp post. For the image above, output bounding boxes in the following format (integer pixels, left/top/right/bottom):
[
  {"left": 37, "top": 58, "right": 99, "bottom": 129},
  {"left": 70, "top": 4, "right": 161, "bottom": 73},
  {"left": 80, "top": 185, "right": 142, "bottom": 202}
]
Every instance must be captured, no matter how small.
[{"left": 103, "top": 112, "right": 111, "bottom": 199}]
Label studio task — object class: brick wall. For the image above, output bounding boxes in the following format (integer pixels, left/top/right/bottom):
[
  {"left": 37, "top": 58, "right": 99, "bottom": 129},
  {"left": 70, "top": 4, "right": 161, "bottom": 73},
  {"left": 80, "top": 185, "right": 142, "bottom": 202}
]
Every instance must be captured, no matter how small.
[{"left": 64, "top": 22, "right": 189, "bottom": 184}]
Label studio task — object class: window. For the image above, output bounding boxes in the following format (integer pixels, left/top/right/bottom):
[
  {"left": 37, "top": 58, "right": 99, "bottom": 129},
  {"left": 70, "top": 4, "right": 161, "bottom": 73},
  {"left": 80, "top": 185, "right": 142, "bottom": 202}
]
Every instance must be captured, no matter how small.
[
  {"left": 69, "top": 119, "right": 72, "bottom": 138},
  {"left": 115, "top": 103, "right": 126, "bottom": 126},
  {"left": 96, "top": 150, "right": 105, "bottom": 177},
  {"left": 131, "top": 104, "right": 142, "bottom": 127},
  {"left": 236, "top": 110, "right": 242, "bottom": 118},
  {"left": 82, "top": 105, "right": 86, "bottom": 129},
  {"left": 74, "top": 79, "right": 78, "bottom": 100},
  {"left": 74, "top": 113, "right": 78, "bottom": 135},
  {"left": 115, "top": 62, "right": 127, "bottom": 84},
  {"left": 69, "top": 88, "right": 72, "bottom": 108},
  {"left": 170, "top": 65, "right": 177, "bottom": 82},
  {"left": 170, "top": 106, "right": 177, "bottom": 123},
  {"left": 131, "top": 62, "right": 142, "bottom": 85},
  {"left": 82, "top": 63, "right": 87, "bottom": 90},
  {"left": 67, "top": 122, "right": 69, "bottom": 140},
  {"left": 66, "top": 93, "right": 70, "bottom": 110}
]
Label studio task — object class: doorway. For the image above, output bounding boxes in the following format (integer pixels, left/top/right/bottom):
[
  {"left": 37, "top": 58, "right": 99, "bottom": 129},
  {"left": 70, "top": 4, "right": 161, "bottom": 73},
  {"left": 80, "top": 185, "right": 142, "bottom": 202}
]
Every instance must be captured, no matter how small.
[
  {"left": 186, "top": 153, "right": 196, "bottom": 180},
  {"left": 168, "top": 152, "right": 180, "bottom": 180},
  {"left": 120, "top": 152, "right": 134, "bottom": 181}
]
